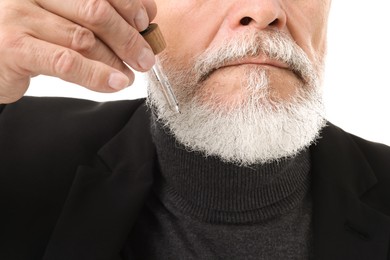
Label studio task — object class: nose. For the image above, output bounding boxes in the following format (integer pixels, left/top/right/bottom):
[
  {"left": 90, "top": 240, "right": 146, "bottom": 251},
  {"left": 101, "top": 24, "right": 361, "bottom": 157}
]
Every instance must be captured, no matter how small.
[{"left": 227, "top": 0, "right": 287, "bottom": 31}]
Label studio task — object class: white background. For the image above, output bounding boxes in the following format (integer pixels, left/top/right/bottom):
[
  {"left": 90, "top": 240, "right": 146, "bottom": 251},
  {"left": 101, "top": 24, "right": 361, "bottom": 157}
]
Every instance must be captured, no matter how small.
[{"left": 26, "top": 1, "right": 390, "bottom": 145}]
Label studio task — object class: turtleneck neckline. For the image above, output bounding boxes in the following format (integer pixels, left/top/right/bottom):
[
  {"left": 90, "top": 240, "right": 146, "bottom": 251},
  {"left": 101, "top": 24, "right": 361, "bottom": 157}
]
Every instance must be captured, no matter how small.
[{"left": 150, "top": 119, "right": 311, "bottom": 224}]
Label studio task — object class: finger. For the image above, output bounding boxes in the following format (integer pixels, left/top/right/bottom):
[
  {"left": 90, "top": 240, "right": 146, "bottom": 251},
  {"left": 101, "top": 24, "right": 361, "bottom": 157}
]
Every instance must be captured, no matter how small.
[
  {"left": 107, "top": 0, "right": 157, "bottom": 31},
  {"left": 108, "top": 0, "right": 150, "bottom": 32},
  {"left": 17, "top": 37, "right": 134, "bottom": 92},
  {"left": 36, "top": 0, "right": 155, "bottom": 72},
  {"left": 25, "top": 5, "right": 133, "bottom": 77},
  {"left": 140, "top": 0, "right": 157, "bottom": 22}
]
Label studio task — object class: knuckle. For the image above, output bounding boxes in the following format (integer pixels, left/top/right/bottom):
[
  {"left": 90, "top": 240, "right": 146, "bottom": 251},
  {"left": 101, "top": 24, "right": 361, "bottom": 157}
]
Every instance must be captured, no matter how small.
[
  {"left": 70, "top": 26, "right": 96, "bottom": 53},
  {"left": 107, "top": 54, "right": 123, "bottom": 69},
  {"left": 52, "top": 49, "right": 79, "bottom": 75},
  {"left": 121, "top": 30, "right": 139, "bottom": 53},
  {"left": 79, "top": 0, "right": 112, "bottom": 27},
  {"left": 83, "top": 67, "right": 101, "bottom": 90}
]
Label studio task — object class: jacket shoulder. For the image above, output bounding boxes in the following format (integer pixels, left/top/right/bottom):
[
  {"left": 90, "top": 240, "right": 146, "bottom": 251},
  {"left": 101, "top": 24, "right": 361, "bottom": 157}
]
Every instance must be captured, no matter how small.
[
  {"left": 0, "top": 95, "right": 147, "bottom": 173},
  {"left": 313, "top": 123, "right": 390, "bottom": 215},
  {"left": 0, "top": 96, "right": 148, "bottom": 256},
  {"left": 349, "top": 133, "right": 390, "bottom": 214},
  {"left": 350, "top": 133, "right": 390, "bottom": 173},
  {"left": 0, "top": 96, "right": 145, "bottom": 148},
  {"left": 320, "top": 123, "right": 390, "bottom": 174}
]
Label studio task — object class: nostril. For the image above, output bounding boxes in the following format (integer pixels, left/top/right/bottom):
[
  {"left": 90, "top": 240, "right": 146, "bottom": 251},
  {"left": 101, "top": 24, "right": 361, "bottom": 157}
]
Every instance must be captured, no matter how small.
[
  {"left": 240, "top": 17, "right": 252, "bottom": 26},
  {"left": 269, "top": 19, "right": 279, "bottom": 27}
]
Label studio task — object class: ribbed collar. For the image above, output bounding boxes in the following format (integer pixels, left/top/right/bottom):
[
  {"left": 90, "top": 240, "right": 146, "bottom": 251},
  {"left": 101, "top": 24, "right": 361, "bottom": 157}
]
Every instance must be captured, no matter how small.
[{"left": 150, "top": 119, "right": 311, "bottom": 224}]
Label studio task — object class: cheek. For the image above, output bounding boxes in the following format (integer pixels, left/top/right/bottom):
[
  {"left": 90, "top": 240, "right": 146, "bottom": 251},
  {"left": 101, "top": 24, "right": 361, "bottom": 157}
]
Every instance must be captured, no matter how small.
[
  {"left": 284, "top": 4, "right": 329, "bottom": 64},
  {"left": 154, "top": 2, "right": 220, "bottom": 66},
  {"left": 311, "top": 17, "right": 328, "bottom": 60},
  {"left": 305, "top": 4, "right": 329, "bottom": 56}
]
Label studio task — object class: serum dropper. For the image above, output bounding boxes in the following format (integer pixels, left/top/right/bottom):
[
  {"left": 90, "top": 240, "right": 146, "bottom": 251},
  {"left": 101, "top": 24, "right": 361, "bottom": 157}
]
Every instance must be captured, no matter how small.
[{"left": 141, "top": 23, "right": 180, "bottom": 113}]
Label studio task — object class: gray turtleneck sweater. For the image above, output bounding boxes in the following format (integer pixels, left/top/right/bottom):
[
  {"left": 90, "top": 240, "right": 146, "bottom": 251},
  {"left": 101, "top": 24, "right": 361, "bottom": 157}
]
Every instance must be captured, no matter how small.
[{"left": 123, "top": 120, "right": 313, "bottom": 259}]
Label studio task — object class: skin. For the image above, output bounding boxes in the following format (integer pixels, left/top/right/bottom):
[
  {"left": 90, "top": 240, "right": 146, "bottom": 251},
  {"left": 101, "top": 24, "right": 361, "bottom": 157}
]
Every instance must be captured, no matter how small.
[
  {"left": 154, "top": 0, "right": 332, "bottom": 102},
  {"left": 0, "top": 0, "right": 157, "bottom": 103},
  {"left": 0, "top": 0, "right": 331, "bottom": 104}
]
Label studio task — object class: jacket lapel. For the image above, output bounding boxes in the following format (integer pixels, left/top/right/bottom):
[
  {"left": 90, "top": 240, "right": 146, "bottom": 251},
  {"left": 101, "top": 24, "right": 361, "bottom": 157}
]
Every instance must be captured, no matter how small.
[
  {"left": 43, "top": 104, "right": 156, "bottom": 260},
  {"left": 311, "top": 123, "right": 390, "bottom": 259}
]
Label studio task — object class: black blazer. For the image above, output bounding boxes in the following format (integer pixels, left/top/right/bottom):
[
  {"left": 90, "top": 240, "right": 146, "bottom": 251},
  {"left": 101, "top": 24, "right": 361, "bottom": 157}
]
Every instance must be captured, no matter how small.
[{"left": 0, "top": 97, "right": 390, "bottom": 260}]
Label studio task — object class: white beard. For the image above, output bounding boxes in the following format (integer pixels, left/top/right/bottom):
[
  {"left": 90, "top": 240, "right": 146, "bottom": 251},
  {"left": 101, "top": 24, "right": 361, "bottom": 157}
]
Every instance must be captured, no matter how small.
[{"left": 147, "top": 31, "right": 327, "bottom": 166}]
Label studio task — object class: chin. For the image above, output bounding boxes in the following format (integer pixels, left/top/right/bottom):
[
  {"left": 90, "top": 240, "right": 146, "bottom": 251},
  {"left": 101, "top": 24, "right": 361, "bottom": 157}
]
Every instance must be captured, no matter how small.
[{"left": 148, "top": 75, "right": 326, "bottom": 166}]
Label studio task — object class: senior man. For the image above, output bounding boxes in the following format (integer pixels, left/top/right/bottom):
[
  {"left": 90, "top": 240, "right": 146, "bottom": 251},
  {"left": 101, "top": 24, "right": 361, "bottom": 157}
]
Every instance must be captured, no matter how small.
[{"left": 0, "top": 0, "right": 390, "bottom": 259}]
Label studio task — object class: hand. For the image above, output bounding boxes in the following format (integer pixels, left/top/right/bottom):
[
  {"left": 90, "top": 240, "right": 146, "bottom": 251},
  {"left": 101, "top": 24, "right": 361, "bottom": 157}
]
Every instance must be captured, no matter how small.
[{"left": 0, "top": 0, "right": 157, "bottom": 103}]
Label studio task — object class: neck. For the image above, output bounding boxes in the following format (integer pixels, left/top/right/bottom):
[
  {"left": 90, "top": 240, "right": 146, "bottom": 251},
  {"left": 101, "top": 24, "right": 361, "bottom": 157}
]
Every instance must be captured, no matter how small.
[{"left": 150, "top": 118, "right": 312, "bottom": 224}]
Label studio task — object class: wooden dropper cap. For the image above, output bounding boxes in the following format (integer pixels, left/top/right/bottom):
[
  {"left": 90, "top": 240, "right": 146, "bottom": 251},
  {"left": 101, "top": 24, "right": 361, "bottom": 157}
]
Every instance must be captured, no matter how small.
[{"left": 140, "top": 23, "right": 167, "bottom": 55}]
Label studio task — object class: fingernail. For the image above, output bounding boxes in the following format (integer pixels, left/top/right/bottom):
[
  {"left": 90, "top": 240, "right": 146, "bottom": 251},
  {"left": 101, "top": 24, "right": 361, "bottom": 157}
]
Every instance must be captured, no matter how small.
[
  {"left": 138, "top": 47, "right": 155, "bottom": 70},
  {"left": 108, "top": 72, "right": 129, "bottom": 90},
  {"left": 135, "top": 8, "right": 149, "bottom": 32}
]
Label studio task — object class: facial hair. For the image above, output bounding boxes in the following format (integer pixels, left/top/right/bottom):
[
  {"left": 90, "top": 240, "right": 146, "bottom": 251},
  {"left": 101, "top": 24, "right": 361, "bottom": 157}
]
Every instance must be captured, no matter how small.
[{"left": 147, "top": 30, "right": 327, "bottom": 166}]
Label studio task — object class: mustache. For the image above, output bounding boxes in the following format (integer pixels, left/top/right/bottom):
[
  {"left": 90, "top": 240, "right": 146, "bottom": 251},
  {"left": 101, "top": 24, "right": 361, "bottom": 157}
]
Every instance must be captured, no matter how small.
[{"left": 192, "top": 30, "right": 316, "bottom": 84}]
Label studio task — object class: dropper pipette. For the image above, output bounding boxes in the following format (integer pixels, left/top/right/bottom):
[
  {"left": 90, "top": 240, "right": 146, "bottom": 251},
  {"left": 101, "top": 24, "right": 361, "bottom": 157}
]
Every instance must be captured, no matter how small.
[{"left": 141, "top": 23, "right": 180, "bottom": 113}]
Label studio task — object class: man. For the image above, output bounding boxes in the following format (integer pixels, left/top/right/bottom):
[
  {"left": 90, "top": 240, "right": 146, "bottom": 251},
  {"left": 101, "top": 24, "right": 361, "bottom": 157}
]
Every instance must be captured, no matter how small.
[{"left": 0, "top": 0, "right": 390, "bottom": 259}]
